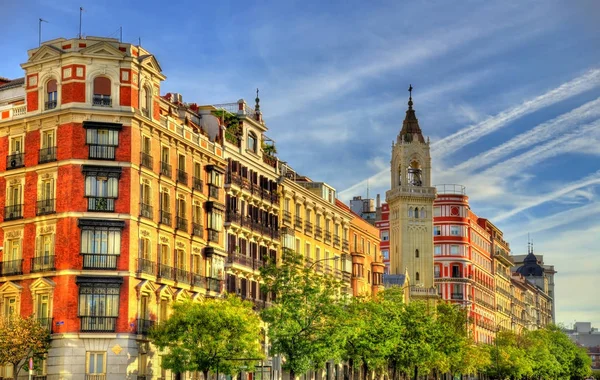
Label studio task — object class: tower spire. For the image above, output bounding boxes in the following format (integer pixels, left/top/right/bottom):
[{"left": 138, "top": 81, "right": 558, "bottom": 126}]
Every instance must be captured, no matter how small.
[
  {"left": 398, "top": 83, "right": 424, "bottom": 143},
  {"left": 408, "top": 84, "right": 413, "bottom": 110},
  {"left": 255, "top": 88, "right": 260, "bottom": 112}
]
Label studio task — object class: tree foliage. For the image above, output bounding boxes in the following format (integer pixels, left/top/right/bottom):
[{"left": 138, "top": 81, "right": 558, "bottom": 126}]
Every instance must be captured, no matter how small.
[
  {"left": 150, "top": 296, "right": 264, "bottom": 377},
  {"left": 260, "top": 249, "right": 346, "bottom": 380},
  {"left": 0, "top": 315, "right": 51, "bottom": 380}
]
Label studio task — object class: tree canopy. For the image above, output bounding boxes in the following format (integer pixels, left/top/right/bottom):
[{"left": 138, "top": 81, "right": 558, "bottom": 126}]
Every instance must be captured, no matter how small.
[{"left": 0, "top": 315, "right": 51, "bottom": 380}]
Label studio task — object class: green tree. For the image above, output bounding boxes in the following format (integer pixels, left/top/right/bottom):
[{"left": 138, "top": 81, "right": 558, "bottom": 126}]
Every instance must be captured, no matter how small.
[
  {"left": 0, "top": 315, "right": 51, "bottom": 380},
  {"left": 521, "top": 328, "right": 562, "bottom": 379},
  {"left": 432, "top": 302, "right": 471, "bottom": 378},
  {"left": 485, "top": 330, "right": 533, "bottom": 380},
  {"left": 260, "top": 249, "right": 346, "bottom": 380},
  {"left": 150, "top": 296, "right": 264, "bottom": 378}
]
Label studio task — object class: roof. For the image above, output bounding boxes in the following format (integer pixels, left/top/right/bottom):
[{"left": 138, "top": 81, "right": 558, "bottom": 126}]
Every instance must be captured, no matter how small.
[
  {"left": 0, "top": 77, "right": 24, "bottom": 90},
  {"left": 516, "top": 251, "right": 545, "bottom": 277},
  {"left": 383, "top": 274, "right": 406, "bottom": 287},
  {"left": 399, "top": 94, "right": 425, "bottom": 144}
]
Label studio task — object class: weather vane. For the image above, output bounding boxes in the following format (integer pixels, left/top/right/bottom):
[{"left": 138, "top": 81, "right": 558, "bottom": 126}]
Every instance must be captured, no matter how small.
[{"left": 408, "top": 84, "right": 413, "bottom": 98}]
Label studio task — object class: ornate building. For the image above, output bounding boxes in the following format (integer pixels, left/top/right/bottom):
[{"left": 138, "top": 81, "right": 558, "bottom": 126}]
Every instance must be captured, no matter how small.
[
  {"left": 385, "top": 88, "right": 437, "bottom": 300},
  {"left": 0, "top": 36, "right": 227, "bottom": 380}
]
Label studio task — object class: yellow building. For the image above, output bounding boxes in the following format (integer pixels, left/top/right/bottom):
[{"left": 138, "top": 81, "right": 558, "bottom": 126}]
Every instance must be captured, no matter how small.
[
  {"left": 279, "top": 164, "right": 353, "bottom": 294},
  {"left": 487, "top": 221, "right": 514, "bottom": 332}
]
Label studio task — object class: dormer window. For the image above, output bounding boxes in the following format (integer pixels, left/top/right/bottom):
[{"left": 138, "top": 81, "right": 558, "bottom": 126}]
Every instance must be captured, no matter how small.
[
  {"left": 45, "top": 79, "right": 58, "bottom": 110},
  {"left": 247, "top": 132, "right": 257, "bottom": 153},
  {"left": 93, "top": 77, "right": 112, "bottom": 107}
]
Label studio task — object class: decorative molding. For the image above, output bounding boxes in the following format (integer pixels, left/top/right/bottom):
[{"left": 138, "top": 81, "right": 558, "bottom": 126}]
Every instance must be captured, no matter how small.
[
  {"left": 176, "top": 241, "right": 185, "bottom": 249},
  {"left": 160, "top": 236, "right": 169, "bottom": 243},
  {"left": 140, "top": 230, "right": 150, "bottom": 237},
  {"left": 39, "top": 225, "right": 55, "bottom": 234},
  {"left": 5, "top": 230, "right": 22, "bottom": 238}
]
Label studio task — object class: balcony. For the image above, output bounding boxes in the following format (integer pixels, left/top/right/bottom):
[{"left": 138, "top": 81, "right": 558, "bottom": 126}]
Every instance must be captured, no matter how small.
[
  {"left": 315, "top": 226, "right": 322, "bottom": 240},
  {"left": 6, "top": 152, "right": 24, "bottom": 170},
  {"left": 140, "top": 203, "right": 153, "bottom": 219},
  {"left": 140, "top": 152, "right": 153, "bottom": 169},
  {"left": 87, "top": 197, "right": 115, "bottom": 212},
  {"left": 294, "top": 216, "right": 302, "bottom": 229},
  {"left": 206, "top": 277, "right": 221, "bottom": 292},
  {"left": 304, "top": 221, "right": 313, "bottom": 234},
  {"left": 324, "top": 231, "right": 332, "bottom": 243},
  {"left": 45, "top": 100, "right": 57, "bottom": 110},
  {"left": 342, "top": 239, "right": 349, "bottom": 252},
  {"left": 208, "top": 184, "right": 219, "bottom": 199},
  {"left": 451, "top": 293, "right": 465, "bottom": 300},
  {"left": 175, "top": 268, "right": 191, "bottom": 284},
  {"left": 158, "top": 263, "right": 175, "bottom": 280},
  {"left": 160, "top": 161, "right": 172, "bottom": 177},
  {"left": 208, "top": 229, "right": 219, "bottom": 243},
  {"left": 283, "top": 210, "right": 292, "bottom": 225},
  {"left": 39, "top": 146, "right": 57, "bottom": 164},
  {"left": 177, "top": 169, "right": 188, "bottom": 185},
  {"left": 136, "top": 318, "right": 155, "bottom": 335},
  {"left": 37, "top": 317, "right": 53, "bottom": 332},
  {"left": 88, "top": 145, "right": 116, "bottom": 160},
  {"left": 4, "top": 204, "right": 23, "bottom": 221},
  {"left": 36, "top": 199, "right": 56, "bottom": 215},
  {"left": 82, "top": 253, "right": 118, "bottom": 270},
  {"left": 228, "top": 253, "right": 264, "bottom": 270},
  {"left": 160, "top": 210, "right": 172, "bottom": 226},
  {"left": 192, "top": 177, "right": 203, "bottom": 191},
  {"left": 1, "top": 259, "right": 23, "bottom": 275},
  {"left": 176, "top": 216, "right": 188, "bottom": 232},
  {"left": 333, "top": 235, "right": 340, "bottom": 247},
  {"left": 137, "top": 258, "right": 156, "bottom": 276},
  {"left": 226, "top": 211, "right": 242, "bottom": 225},
  {"left": 85, "top": 374, "right": 106, "bottom": 380},
  {"left": 31, "top": 255, "right": 55, "bottom": 272},
  {"left": 192, "top": 222, "right": 203, "bottom": 236},
  {"left": 80, "top": 316, "right": 117, "bottom": 332},
  {"left": 92, "top": 95, "right": 112, "bottom": 107}
]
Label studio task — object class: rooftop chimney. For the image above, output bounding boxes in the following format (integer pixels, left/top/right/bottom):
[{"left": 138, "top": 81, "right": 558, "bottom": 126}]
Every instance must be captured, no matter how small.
[{"left": 376, "top": 194, "right": 381, "bottom": 208}]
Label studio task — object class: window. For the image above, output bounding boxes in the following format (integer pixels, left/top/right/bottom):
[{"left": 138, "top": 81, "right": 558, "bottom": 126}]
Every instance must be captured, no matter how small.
[
  {"left": 141, "top": 85, "right": 152, "bottom": 117},
  {"left": 84, "top": 167, "right": 120, "bottom": 212},
  {"left": 382, "top": 250, "right": 389, "bottom": 260},
  {"left": 36, "top": 294, "right": 50, "bottom": 322},
  {"left": 434, "top": 245, "right": 441, "bottom": 255},
  {"left": 434, "top": 266, "right": 440, "bottom": 278},
  {"left": 86, "top": 352, "right": 106, "bottom": 377},
  {"left": 415, "top": 249, "right": 419, "bottom": 258},
  {"left": 37, "top": 177, "right": 55, "bottom": 215},
  {"left": 414, "top": 207, "right": 419, "bottom": 219},
  {"left": 84, "top": 121, "right": 121, "bottom": 160},
  {"left": 450, "top": 226, "right": 460, "bottom": 236},
  {"left": 207, "top": 165, "right": 223, "bottom": 199},
  {"left": 193, "top": 162, "right": 203, "bottom": 191},
  {"left": 433, "top": 206, "right": 441, "bottom": 217},
  {"left": 452, "top": 265, "right": 460, "bottom": 278},
  {"left": 177, "top": 155, "right": 187, "bottom": 184},
  {"left": 408, "top": 208, "right": 413, "bottom": 218},
  {"left": 305, "top": 242, "right": 311, "bottom": 258},
  {"left": 192, "top": 203, "right": 203, "bottom": 234},
  {"left": 141, "top": 136, "right": 152, "bottom": 169},
  {"left": 3, "top": 296, "right": 17, "bottom": 318},
  {"left": 160, "top": 191, "right": 171, "bottom": 225},
  {"left": 176, "top": 197, "right": 187, "bottom": 230},
  {"left": 450, "top": 245, "right": 459, "bottom": 255},
  {"left": 415, "top": 272, "right": 420, "bottom": 281},
  {"left": 2, "top": 239, "right": 22, "bottom": 275},
  {"left": 160, "top": 146, "right": 171, "bottom": 176},
  {"left": 247, "top": 132, "right": 257, "bottom": 153},
  {"left": 45, "top": 79, "right": 58, "bottom": 110},
  {"left": 140, "top": 182, "right": 152, "bottom": 219},
  {"left": 207, "top": 203, "right": 224, "bottom": 242},
  {"left": 5, "top": 182, "right": 23, "bottom": 220},
  {"left": 78, "top": 279, "right": 122, "bottom": 332},
  {"left": 381, "top": 231, "right": 389, "bottom": 241},
  {"left": 433, "top": 226, "right": 441, "bottom": 236},
  {"left": 79, "top": 220, "right": 124, "bottom": 270},
  {"left": 7, "top": 136, "right": 24, "bottom": 170},
  {"left": 420, "top": 208, "right": 426, "bottom": 218},
  {"left": 93, "top": 77, "right": 112, "bottom": 107},
  {"left": 39, "top": 130, "right": 56, "bottom": 163},
  {"left": 33, "top": 233, "right": 55, "bottom": 271}
]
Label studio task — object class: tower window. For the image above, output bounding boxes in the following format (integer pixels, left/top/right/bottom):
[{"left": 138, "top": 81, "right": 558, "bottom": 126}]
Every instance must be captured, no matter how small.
[
  {"left": 415, "top": 272, "right": 420, "bottom": 281},
  {"left": 414, "top": 207, "right": 419, "bottom": 219},
  {"left": 415, "top": 249, "right": 419, "bottom": 258},
  {"left": 407, "top": 161, "right": 422, "bottom": 186},
  {"left": 247, "top": 132, "right": 258, "bottom": 153}
]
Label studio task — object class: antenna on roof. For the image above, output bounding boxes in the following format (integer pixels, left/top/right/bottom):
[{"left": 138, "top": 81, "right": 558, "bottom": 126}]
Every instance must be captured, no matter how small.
[
  {"left": 138, "top": 37, "right": 142, "bottom": 47},
  {"left": 120, "top": 26, "right": 122, "bottom": 43},
  {"left": 78, "top": 7, "right": 84, "bottom": 39},
  {"left": 366, "top": 179, "right": 370, "bottom": 200},
  {"left": 39, "top": 18, "right": 48, "bottom": 47}
]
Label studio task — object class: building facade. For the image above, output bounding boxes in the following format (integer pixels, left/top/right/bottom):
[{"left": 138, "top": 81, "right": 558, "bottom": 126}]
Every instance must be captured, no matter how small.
[
  {"left": 374, "top": 203, "right": 390, "bottom": 274},
  {"left": 0, "top": 36, "right": 228, "bottom": 380},
  {"left": 512, "top": 250, "right": 556, "bottom": 323},
  {"left": 385, "top": 92, "right": 437, "bottom": 300}
]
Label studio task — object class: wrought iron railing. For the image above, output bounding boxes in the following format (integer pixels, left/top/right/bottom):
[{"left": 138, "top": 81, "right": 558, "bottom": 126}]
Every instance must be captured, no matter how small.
[
  {"left": 208, "top": 229, "right": 219, "bottom": 243},
  {"left": 160, "top": 161, "right": 172, "bottom": 177},
  {"left": 140, "top": 203, "right": 153, "bottom": 219},
  {"left": 6, "top": 152, "right": 24, "bottom": 169},
  {"left": 333, "top": 235, "right": 340, "bottom": 247},
  {"left": 45, "top": 100, "right": 57, "bottom": 110},
  {"left": 87, "top": 197, "right": 115, "bottom": 212},
  {"left": 208, "top": 184, "right": 219, "bottom": 199},
  {"left": 228, "top": 253, "right": 264, "bottom": 270},
  {"left": 140, "top": 152, "right": 153, "bottom": 169},
  {"left": 192, "top": 177, "right": 203, "bottom": 191},
  {"left": 36, "top": 198, "right": 55, "bottom": 215},
  {"left": 177, "top": 169, "right": 188, "bottom": 185},
  {"left": 31, "top": 255, "right": 55, "bottom": 272},
  {"left": 283, "top": 210, "right": 292, "bottom": 225},
  {"left": 80, "top": 316, "right": 117, "bottom": 332},
  {"left": 92, "top": 95, "right": 112, "bottom": 107},
  {"left": 39, "top": 146, "right": 57, "bottom": 163},
  {"left": 88, "top": 145, "right": 116, "bottom": 160},
  {"left": 85, "top": 374, "right": 106, "bottom": 380},
  {"left": 324, "top": 231, "right": 332, "bottom": 243},
  {"left": 137, "top": 258, "right": 156, "bottom": 276},
  {"left": 294, "top": 216, "right": 302, "bottom": 229},
  {"left": 1, "top": 259, "right": 23, "bottom": 275},
  {"left": 160, "top": 210, "right": 171, "bottom": 226},
  {"left": 158, "top": 263, "right": 174, "bottom": 280},
  {"left": 136, "top": 318, "right": 155, "bottom": 335},
  {"left": 176, "top": 216, "right": 188, "bottom": 231},
  {"left": 315, "top": 226, "right": 322, "bottom": 240},
  {"left": 206, "top": 277, "right": 221, "bottom": 293},
  {"left": 82, "top": 253, "right": 118, "bottom": 270},
  {"left": 304, "top": 221, "right": 313, "bottom": 234},
  {"left": 37, "top": 317, "right": 53, "bottom": 332},
  {"left": 175, "top": 268, "right": 191, "bottom": 284},
  {"left": 192, "top": 222, "right": 203, "bottom": 236}
]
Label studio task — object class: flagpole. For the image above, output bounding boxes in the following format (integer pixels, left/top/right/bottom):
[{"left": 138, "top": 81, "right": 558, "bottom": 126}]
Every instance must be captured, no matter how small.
[
  {"left": 39, "top": 18, "right": 48, "bottom": 47},
  {"left": 79, "top": 7, "right": 83, "bottom": 39}
]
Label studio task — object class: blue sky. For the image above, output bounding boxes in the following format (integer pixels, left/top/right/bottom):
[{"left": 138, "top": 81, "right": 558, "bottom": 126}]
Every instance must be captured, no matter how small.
[{"left": 2, "top": 0, "right": 599, "bottom": 327}]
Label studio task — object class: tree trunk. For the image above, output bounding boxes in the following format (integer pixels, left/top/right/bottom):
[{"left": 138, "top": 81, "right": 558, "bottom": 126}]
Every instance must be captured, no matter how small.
[
  {"left": 413, "top": 366, "right": 418, "bottom": 380},
  {"left": 349, "top": 359, "right": 354, "bottom": 380},
  {"left": 290, "top": 369, "right": 296, "bottom": 380},
  {"left": 203, "top": 370, "right": 209, "bottom": 380},
  {"left": 13, "top": 360, "right": 22, "bottom": 380},
  {"left": 363, "top": 362, "right": 369, "bottom": 380}
]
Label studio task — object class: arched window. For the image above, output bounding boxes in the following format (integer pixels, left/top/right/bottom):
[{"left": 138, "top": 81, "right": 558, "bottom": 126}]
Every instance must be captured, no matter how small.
[
  {"left": 93, "top": 77, "right": 112, "bottom": 107},
  {"left": 141, "top": 85, "right": 152, "bottom": 117},
  {"left": 247, "top": 132, "right": 257, "bottom": 153},
  {"left": 415, "top": 249, "right": 419, "bottom": 258},
  {"left": 420, "top": 207, "right": 426, "bottom": 218},
  {"left": 45, "top": 79, "right": 58, "bottom": 110},
  {"left": 408, "top": 208, "right": 413, "bottom": 218},
  {"left": 407, "top": 160, "right": 423, "bottom": 186},
  {"left": 398, "top": 165, "right": 402, "bottom": 186},
  {"left": 414, "top": 207, "right": 419, "bottom": 219},
  {"left": 415, "top": 272, "right": 420, "bottom": 281}
]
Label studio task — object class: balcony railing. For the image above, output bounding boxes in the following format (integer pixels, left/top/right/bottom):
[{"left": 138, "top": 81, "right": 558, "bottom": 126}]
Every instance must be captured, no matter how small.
[
  {"left": 324, "top": 231, "right": 332, "bottom": 243},
  {"left": 283, "top": 210, "right": 292, "bottom": 225},
  {"left": 82, "top": 253, "right": 118, "bottom": 270},
  {"left": 342, "top": 239, "right": 349, "bottom": 252},
  {"left": 37, "top": 317, "right": 53, "bottom": 332},
  {"left": 39, "top": 146, "right": 57, "bottom": 163},
  {"left": 36, "top": 199, "right": 56, "bottom": 215},
  {"left": 88, "top": 145, "right": 116, "bottom": 160},
  {"left": 228, "top": 253, "right": 264, "bottom": 270},
  {"left": 1, "top": 259, "right": 23, "bottom": 275},
  {"left": 208, "top": 229, "right": 219, "bottom": 243},
  {"left": 451, "top": 293, "right": 465, "bottom": 300},
  {"left": 158, "top": 263, "right": 175, "bottom": 280},
  {"left": 294, "top": 216, "right": 302, "bottom": 229},
  {"left": 136, "top": 318, "right": 155, "bottom": 335},
  {"left": 315, "top": 226, "right": 322, "bottom": 240},
  {"left": 31, "top": 255, "right": 55, "bottom": 272},
  {"left": 175, "top": 268, "right": 190, "bottom": 284},
  {"left": 192, "top": 177, "right": 203, "bottom": 191},
  {"left": 333, "top": 235, "right": 340, "bottom": 247},
  {"left": 6, "top": 152, "right": 24, "bottom": 170},
  {"left": 140, "top": 203, "right": 153, "bottom": 219},
  {"left": 85, "top": 374, "right": 106, "bottom": 380},
  {"left": 87, "top": 197, "right": 115, "bottom": 212},
  {"left": 92, "top": 95, "right": 112, "bottom": 107},
  {"left": 160, "top": 161, "right": 172, "bottom": 177},
  {"left": 137, "top": 258, "right": 156, "bottom": 276},
  {"left": 177, "top": 169, "right": 188, "bottom": 185},
  {"left": 4, "top": 204, "right": 23, "bottom": 220},
  {"left": 80, "top": 316, "right": 116, "bottom": 332},
  {"left": 45, "top": 100, "right": 57, "bottom": 110},
  {"left": 160, "top": 210, "right": 172, "bottom": 226},
  {"left": 140, "top": 152, "right": 153, "bottom": 169},
  {"left": 192, "top": 222, "right": 203, "bottom": 236},
  {"left": 304, "top": 221, "right": 313, "bottom": 234},
  {"left": 176, "top": 216, "right": 188, "bottom": 232}
]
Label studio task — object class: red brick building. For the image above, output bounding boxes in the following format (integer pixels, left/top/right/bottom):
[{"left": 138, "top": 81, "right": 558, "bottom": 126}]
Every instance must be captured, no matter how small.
[
  {"left": 374, "top": 203, "right": 390, "bottom": 274},
  {"left": 0, "top": 37, "right": 227, "bottom": 379}
]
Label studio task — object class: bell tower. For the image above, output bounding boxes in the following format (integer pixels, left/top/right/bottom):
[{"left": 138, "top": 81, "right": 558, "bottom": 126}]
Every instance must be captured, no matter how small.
[{"left": 386, "top": 85, "right": 437, "bottom": 295}]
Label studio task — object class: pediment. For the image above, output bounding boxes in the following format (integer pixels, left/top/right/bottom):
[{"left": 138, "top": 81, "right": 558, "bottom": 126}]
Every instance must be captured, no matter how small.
[
  {"left": 29, "top": 45, "right": 63, "bottom": 63},
  {"left": 0, "top": 281, "right": 23, "bottom": 294},
  {"left": 139, "top": 55, "right": 163, "bottom": 73},
  {"left": 156, "top": 284, "right": 175, "bottom": 299},
  {"left": 80, "top": 41, "right": 126, "bottom": 58},
  {"left": 136, "top": 279, "right": 158, "bottom": 295},
  {"left": 174, "top": 288, "right": 190, "bottom": 301},
  {"left": 30, "top": 277, "right": 56, "bottom": 291}
]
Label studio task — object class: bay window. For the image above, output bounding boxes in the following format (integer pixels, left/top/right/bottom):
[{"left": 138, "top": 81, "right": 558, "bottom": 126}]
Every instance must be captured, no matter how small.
[
  {"left": 77, "top": 277, "right": 122, "bottom": 332},
  {"left": 79, "top": 219, "right": 124, "bottom": 270},
  {"left": 84, "top": 166, "right": 121, "bottom": 212},
  {"left": 84, "top": 121, "right": 121, "bottom": 160}
]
